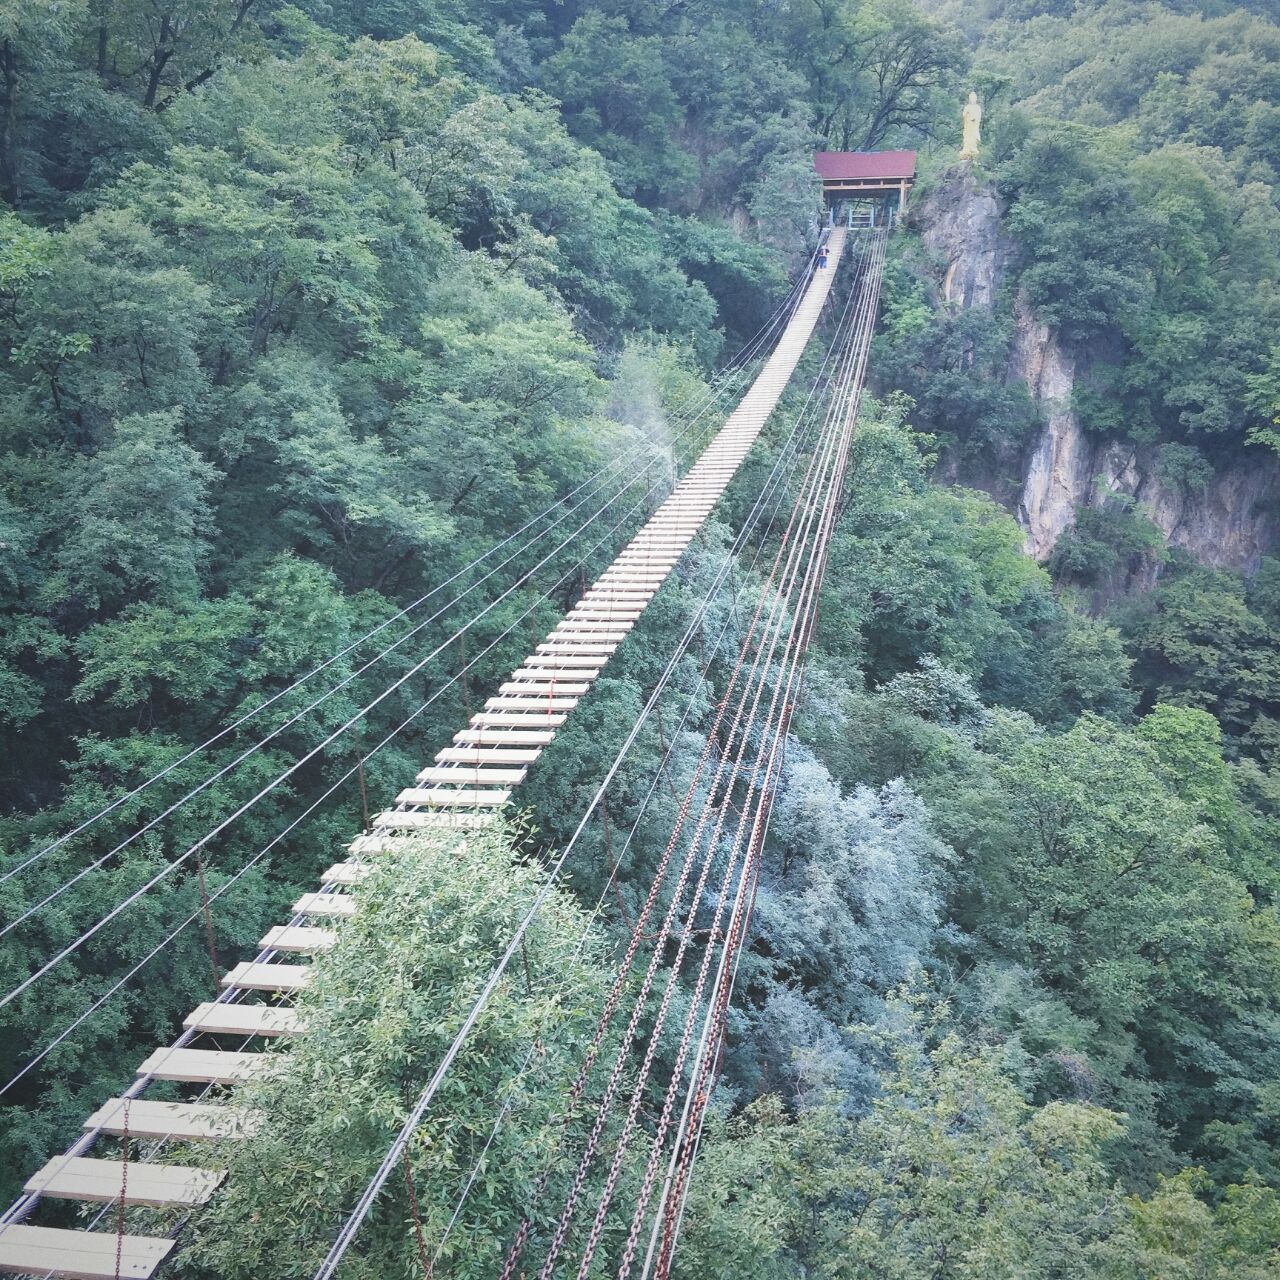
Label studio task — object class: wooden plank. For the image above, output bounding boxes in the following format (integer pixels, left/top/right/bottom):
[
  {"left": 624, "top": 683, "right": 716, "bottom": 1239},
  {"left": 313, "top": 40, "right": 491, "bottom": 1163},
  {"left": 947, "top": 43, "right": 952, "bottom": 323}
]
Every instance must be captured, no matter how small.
[
  {"left": 373, "top": 810, "right": 496, "bottom": 830},
  {"left": 394, "top": 787, "right": 511, "bottom": 808},
  {"left": 416, "top": 766, "right": 527, "bottom": 786},
  {"left": 522, "top": 648, "right": 611, "bottom": 662},
  {"left": 84, "top": 1097, "right": 255, "bottom": 1142},
  {"left": 259, "top": 924, "right": 337, "bottom": 954},
  {"left": 537, "top": 637, "right": 622, "bottom": 650},
  {"left": 137, "top": 1047, "right": 269, "bottom": 1085},
  {"left": 453, "top": 728, "right": 554, "bottom": 745},
  {"left": 520, "top": 655, "right": 608, "bottom": 669},
  {"left": 323, "top": 861, "right": 373, "bottom": 883},
  {"left": 469, "top": 711, "right": 568, "bottom": 725},
  {"left": 484, "top": 695, "right": 578, "bottom": 711},
  {"left": 24, "top": 1156, "right": 224, "bottom": 1207},
  {"left": 184, "top": 1001, "right": 304, "bottom": 1037},
  {"left": 293, "top": 891, "right": 357, "bottom": 917},
  {"left": 436, "top": 746, "right": 542, "bottom": 764},
  {"left": 0, "top": 1225, "right": 174, "bottom": 1279},
  {"left": 500, "top": 679, "right": 590, "bottom": 694},
  {"left": 0, "top": 236, "right": 847, "bottom": 1269},
  {"left": 346, "top": 835, "right": 406, "bottom": 856},
  {"left": 550, "top": 617, "right": 634, "bottom": 630},
  {"left": 597, "top": 565, "right": 671, "bottom": 575},
  {"left": 221, "top": 961, "right": 310, "bottom": 993}
]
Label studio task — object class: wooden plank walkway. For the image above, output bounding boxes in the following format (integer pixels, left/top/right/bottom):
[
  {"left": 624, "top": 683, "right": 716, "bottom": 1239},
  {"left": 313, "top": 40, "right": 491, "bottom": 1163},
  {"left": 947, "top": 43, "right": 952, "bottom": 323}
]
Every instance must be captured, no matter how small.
[{"left": 0, "top": 229, "right": 848, "bottom": 1278}]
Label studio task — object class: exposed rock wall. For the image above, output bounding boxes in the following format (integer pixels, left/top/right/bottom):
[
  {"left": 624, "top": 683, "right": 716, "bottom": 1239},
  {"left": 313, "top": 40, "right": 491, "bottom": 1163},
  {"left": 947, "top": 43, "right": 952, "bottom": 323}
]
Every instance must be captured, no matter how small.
[
  {"left": 920, "top": 170, "right": 1010, "bottom": 311},
  {"left": 912, "top": 168, "right": 1279, "bottom": 575}
]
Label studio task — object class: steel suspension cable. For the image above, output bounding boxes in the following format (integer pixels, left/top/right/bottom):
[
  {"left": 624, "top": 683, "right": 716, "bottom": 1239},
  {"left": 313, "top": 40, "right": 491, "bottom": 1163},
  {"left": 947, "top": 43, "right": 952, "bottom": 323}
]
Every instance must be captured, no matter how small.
[
  {"left": 625, "top": 234, "right": 890, "bottom": 1280},
  {"left": 494, "top": 236, "right": 879, "bottom": 1280},
  {"left": 305, "top": 240, "right": 858, "bottom": 1280},
  {"left": 422, "top": 297, "right": 848, "bottom": 1271},
  {"left": 0, "top": 396, "right": 752, "bottom": 1019},
  {"left": 4, "top": 292, "right": 837, "bottom": 1257},
  {"left": 528, "top": 246, "right": 879, "bottom": 1280},
  {"left": 0, "top": 405, "right": 799, "bottom": 1239},
  {"left": 0, "top": 433, "right": 730, "bottom": 1092},
  {"left": 426, "top": 416, "right": 821, "bottom": 1273},
  {"left": 636, "top": 231, "right": 890, "bottom": 1280}
]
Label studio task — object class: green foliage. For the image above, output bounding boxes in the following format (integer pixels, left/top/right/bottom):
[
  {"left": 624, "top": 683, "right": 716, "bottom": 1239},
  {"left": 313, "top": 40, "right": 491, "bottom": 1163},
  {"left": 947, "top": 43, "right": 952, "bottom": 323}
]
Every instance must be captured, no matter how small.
[
  {"left": 996, "top": 121, "right": 1155, "bottom": 344},
  {"left": 3, "top": 0, "right": 1279, "bottom": 1266},
  {"left": 976, "top": 5, "right": 1280, "bottom": 459},
  {"left": 946, "top": 710, "right": 1280, "bottom": 1185},
  {"left": 1048, "top": 499, "right": 1166, "bottom": 591},
  {"left": 57, "top": 410, "right": 216, "bottom": 612},
  {"left": 1245, "top": 345, "right": 1280, "bottom": 455},
  {"left": 1114, "top": 559, "right": 1280, "bottom": 768},
  {"left": 1159, "top": 441, "right": 1215, "bottom": 497},
  {"left": 816, "top": 399, "right": 1053, "bottom": 694},
  {"left": 680, "top": 988, "right": 1139, "bottom": 1280},
  {"left": 778, "top": 0, "right": 965, "bottom": 151},
  {"left": 175, "top": 826, "right": 622, "bottom": 1278},
  {"left": 873, "top": 303, "right": 1039, "bottom": 462},
  {"left": 1130, "top": 1170, "right": 1280, "bottom": 1280},
  {"left": 0, "top": 0, "right": 743, "bottom": 1204}
]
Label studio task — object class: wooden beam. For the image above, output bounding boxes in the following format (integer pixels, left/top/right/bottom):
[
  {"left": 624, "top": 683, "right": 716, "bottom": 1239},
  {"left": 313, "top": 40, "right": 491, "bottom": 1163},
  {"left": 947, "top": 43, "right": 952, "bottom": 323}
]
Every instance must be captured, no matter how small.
[
  {"left": 24, "top": 1157, "right": 224, "bottom": 1208},
  {"left": 183, "top": 1002, "right": 303, "bottom": 1037},
  {"left": 84, "top": 1098, "right": 255, "bottom": 1142},
  {"left": 0, "top": 1225, "right": 174, "bottom": 1279}
]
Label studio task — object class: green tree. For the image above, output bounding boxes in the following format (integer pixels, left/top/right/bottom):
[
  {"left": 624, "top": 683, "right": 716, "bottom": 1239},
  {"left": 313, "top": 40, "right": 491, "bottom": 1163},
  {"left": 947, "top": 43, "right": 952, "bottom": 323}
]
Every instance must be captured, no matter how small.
[
  {"left": 55, "top": 409, "right": 215, "bottom": 613},
  {"left": 679, "top": 989, "right": 1138, "bottom": 1280},
  {"left": 1116, "top": 562, "right": 1280, "bottom": 767},
  {"left": 175, "top": 825, "right": 624, "bottom": 1279},
  {"left": 951, "top": 711, "right": 1280, "bottom": 1183}
]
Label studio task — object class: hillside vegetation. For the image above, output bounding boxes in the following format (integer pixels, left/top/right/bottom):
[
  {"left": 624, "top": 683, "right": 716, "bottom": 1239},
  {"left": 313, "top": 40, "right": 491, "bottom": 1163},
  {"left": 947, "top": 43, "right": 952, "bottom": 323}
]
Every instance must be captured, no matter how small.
[{"left": 1, "top": 1, "right": 1278, "bottom": 1276}]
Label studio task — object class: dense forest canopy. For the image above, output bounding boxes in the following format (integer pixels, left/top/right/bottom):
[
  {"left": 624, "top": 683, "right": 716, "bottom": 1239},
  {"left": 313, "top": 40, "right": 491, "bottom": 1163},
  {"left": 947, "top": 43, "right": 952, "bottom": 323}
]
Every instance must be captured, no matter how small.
[{"left": 1, "top": 0, "right": 1279, "bottom": 1276}]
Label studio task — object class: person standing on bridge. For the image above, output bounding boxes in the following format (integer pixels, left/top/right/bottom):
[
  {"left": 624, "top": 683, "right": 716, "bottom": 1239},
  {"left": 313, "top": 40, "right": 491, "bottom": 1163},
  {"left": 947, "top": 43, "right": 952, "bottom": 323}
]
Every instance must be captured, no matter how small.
[{"left": 817, "top": 241, "right": 829, "bottom": 269}]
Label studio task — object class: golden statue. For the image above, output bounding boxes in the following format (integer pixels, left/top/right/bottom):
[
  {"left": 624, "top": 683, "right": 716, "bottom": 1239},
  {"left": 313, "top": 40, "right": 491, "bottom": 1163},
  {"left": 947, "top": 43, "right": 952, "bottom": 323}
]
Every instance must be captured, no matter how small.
[{"left": 961, "top": 91, "right": 982, "bottom": 158}]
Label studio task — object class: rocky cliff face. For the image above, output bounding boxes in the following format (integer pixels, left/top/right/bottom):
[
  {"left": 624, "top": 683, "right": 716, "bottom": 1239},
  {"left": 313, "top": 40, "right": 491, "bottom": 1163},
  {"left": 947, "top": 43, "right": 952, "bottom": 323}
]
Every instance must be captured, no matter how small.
[{"left": 914, "top": 169, "right": 1279, "bottom": 575}]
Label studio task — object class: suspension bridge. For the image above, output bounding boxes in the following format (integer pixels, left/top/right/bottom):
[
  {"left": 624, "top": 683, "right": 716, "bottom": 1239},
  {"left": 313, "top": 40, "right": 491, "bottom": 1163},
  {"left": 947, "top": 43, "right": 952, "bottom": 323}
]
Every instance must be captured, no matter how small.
[{"left": 0, "top": 218, "right": 889, "bottom": 1279}]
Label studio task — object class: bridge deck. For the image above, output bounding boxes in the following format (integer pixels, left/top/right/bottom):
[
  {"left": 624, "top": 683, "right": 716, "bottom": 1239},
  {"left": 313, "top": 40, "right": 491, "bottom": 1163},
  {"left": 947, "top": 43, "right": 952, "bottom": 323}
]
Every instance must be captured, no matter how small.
[{"left": 0, "top": 229, "right": 848, "bottom": 1277}]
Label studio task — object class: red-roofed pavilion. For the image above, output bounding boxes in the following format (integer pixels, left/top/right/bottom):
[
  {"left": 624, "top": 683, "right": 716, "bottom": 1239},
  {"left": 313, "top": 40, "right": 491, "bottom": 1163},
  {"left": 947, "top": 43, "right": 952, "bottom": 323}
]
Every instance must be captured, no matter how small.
[{"left": 814, "top": 150, "right": 916, "bottom": 209}]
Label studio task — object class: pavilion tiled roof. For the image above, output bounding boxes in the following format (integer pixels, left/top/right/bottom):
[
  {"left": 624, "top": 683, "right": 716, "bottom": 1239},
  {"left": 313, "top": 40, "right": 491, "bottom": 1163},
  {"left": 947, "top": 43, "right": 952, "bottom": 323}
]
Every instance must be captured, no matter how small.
[{"left": 813, "top": 150, "right": 917, "bottom": 180}]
